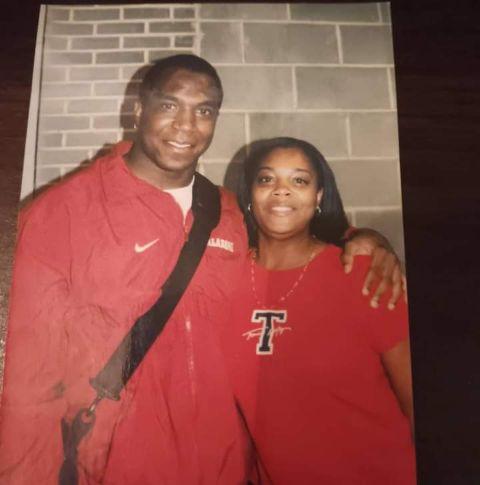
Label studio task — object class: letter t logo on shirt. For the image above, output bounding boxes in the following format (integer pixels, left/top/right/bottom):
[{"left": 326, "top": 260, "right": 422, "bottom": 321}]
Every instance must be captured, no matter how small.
[{"left": 251, "top": 310, "right": 288, "bottom": 355}]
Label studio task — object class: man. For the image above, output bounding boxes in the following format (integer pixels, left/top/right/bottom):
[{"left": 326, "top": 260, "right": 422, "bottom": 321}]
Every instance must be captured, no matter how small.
[{"left": 0, "top": 55, "right": 404, "bottom": 484}]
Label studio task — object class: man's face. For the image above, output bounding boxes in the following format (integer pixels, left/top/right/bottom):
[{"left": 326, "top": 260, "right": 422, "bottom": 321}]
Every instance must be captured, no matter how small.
[{"left": 134, "top": 68, "right": 222, "bottom": 178}]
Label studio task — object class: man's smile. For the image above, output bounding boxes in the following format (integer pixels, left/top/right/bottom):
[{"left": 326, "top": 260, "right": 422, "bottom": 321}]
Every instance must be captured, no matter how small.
[{"left": 166, "top": 140, "right": 193, "bottom": 149}]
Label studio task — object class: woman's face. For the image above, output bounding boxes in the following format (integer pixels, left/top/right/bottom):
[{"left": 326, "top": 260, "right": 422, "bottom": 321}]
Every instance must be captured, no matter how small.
[{"left": 251, "top": 147, "right": 323, "bottom": 241}]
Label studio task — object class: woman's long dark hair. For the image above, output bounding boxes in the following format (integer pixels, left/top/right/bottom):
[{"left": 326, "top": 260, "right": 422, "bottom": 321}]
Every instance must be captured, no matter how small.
[{"left": 239, "top": 137, "right": 349, "bottom": 247}]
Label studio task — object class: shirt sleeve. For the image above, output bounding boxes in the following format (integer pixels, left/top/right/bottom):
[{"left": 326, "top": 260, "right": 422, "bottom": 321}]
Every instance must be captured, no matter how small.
[
  {"left": 0, "top": 199, "right": 72, "bottom": 484},
  {"left": 365, "top": 295, "right": 409, "bottom": 354}
]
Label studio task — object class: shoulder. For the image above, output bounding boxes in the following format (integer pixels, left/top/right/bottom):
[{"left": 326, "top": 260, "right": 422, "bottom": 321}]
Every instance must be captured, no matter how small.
[
  {"left": 20, "top": 166, "right": 93, "bottom": 228},
  {"left": 309, "top": 244, "right": 372, "bottom": 296},
  {"left": 20, "top": 149, "right": 121, "bottom": 228},
  {"left": 219, "top": 186, "right": 242, "bottom": 215}
]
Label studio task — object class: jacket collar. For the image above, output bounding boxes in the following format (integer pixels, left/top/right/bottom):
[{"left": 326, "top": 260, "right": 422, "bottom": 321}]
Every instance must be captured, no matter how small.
[{"left": 99, "top": 141, "right": 163, "bottom": 204}]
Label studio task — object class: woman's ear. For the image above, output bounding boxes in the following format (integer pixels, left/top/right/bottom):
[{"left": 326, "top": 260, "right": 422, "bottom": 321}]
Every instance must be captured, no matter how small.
[
  {"left": 316, "top": 189, "right": 324, "bottom": 208},
  {"left": 133, "top": 101, "right": 143, "bottom": 128}
]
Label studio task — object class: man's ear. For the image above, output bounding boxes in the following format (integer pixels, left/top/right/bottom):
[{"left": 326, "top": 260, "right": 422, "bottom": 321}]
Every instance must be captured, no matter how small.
[
  {"left": 133, "top": 101, "right": 142, "bottom": 127},
  {"left": 316, "top": 189, "right": 323, "bottom": 207}
]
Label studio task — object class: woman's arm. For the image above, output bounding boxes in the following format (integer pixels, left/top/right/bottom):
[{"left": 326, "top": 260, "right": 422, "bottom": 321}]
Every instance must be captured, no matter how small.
[{"left": 381, "top": 340, "right": 415, "bottom": 433}]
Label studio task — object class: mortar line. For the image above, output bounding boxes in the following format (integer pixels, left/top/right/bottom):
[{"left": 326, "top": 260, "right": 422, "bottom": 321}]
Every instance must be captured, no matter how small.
[
  {"left": 240, "top": 21, "right": 246, "bottom": 63},
  {"left": 376, "top": 3, "right": 383, "bottom": 22},
  {"left": 335, "top": 24, "right": 343, "bottom": 64},
  {"left": 386, "top": 67, "right": 395, "bottom": 109},
  {"left": 345, "top": 115, "right": 352, "bottom": 157},
  {"left": 291, "top": 66, "right": 298, "bottom": 109},
  {"left": 193, "top": 3, "right": 201, "bottom": 56}
]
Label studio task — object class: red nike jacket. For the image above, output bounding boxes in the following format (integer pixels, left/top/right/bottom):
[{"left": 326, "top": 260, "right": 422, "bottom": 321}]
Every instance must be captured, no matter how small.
[{"left": 0, "top": 142, "right": 250, "bottom": 484}]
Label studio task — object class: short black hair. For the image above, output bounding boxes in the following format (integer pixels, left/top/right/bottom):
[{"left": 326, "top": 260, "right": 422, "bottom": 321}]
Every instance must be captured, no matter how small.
[
  {"left": 240, "top": 137, "right": 349, "bottom": 247},
  {"left": 139, "top": 54, "right": 223, "bottom": 106}
]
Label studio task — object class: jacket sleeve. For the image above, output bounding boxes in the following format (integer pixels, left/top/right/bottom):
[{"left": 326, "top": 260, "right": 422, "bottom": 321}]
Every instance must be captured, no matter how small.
[{"left": 0, "top": 199, "right": 72, "bottom": 484}]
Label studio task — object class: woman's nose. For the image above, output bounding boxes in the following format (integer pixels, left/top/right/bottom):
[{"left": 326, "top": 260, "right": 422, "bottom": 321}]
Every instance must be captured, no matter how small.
[{"left": 273, "top": 181, "right": 291, "bottom": 196}]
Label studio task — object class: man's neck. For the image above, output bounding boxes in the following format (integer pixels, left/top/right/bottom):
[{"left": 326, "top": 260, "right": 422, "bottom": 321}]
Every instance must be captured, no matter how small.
[{"left": 124, "top": 144, "right": 195, "bottom": 190}]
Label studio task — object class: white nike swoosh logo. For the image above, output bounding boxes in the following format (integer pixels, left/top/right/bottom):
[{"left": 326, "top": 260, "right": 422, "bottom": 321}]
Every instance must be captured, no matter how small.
[{"left": 134, "top": 238, "right": 159, "bottom": 253}]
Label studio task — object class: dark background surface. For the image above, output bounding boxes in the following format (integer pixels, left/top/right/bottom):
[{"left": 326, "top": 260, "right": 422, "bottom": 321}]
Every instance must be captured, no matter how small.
[{"left": 1, "top": 1, "right": 479, "bottom": 483}]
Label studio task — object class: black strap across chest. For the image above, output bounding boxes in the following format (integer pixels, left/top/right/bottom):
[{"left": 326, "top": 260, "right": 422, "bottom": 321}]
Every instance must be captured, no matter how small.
[{"left": 59, "top": 173, "right": 221, "bottom": 485}]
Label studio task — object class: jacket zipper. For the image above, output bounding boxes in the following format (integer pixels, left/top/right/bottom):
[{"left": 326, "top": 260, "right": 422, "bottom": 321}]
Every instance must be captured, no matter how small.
[{"left": 184, "top": 315, "right": 201, "bottom": 480}]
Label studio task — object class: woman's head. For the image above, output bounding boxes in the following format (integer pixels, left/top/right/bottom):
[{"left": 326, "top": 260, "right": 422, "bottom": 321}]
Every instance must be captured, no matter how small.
[{"left": 240, "top": 137, "right": 349, "bottom": 246}]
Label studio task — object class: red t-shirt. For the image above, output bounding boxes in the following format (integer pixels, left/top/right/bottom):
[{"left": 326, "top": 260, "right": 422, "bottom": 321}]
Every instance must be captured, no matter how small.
[{"left": 224, "top": 245, "right": 416, "bottom": 485}]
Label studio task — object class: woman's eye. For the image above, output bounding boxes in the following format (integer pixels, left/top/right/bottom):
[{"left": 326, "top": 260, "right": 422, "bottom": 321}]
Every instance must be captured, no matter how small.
[
  {"left": 257, "top": 175, "right": 272, "bottom": 184},
  {"left": 293, "top": 177, "right": 308, "bottom": 185}
]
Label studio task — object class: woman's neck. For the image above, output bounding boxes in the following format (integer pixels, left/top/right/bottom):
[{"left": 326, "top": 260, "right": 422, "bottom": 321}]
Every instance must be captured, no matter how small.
[{"left": 256, "top": 233, "right": 326, "bottom": 270}]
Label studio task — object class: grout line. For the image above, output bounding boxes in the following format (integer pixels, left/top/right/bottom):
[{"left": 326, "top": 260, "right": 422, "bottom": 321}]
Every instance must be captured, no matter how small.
[
  {"left": 172, "top": 18, "right": 393, "bottom": 26},
  {"left": 240, "top": 21, "right": 246, "bottom": 63},
  {"left": 39, "top": 104, "right": 397, "bottom": 114},
  {"left": 376, "top": 3, "right": 383, "bottom": 22},
  {"left": 349, "top": 210, "right": 357, "bottom": 227},
  {"left": 386, "top": 67, "right": 395, "bottom": 109},
  {"left": 158, "top": 61, "right": 395, "bottom": 68},
  {"left": 345, "top": 115, "right": 352, "bottom": 157},
  {"left": 41, "top": 53, "right": 394, "bottom": 69},
  {"left": 344, "top": 204, "right": 402, "bottom": 212},
  {"left": 48, "top": 18, "right": 391, "bottom": 26},
  {"left": 291, "top": 67, "right": 298, "bottom": 109},
  {"left": 193, "top": 4, "right": 201, "bottom": 56},
  {"left": 335, "top": 24, "right": 343, "bottom": 64}
]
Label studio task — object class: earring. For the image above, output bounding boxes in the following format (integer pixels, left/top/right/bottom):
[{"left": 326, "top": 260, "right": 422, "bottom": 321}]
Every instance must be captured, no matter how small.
[
  {"left": 247, "top": 203, "right": 252, "bottom": 212},
  {"left": 316, "top": 206, "right": 322, "bottom": 214}
]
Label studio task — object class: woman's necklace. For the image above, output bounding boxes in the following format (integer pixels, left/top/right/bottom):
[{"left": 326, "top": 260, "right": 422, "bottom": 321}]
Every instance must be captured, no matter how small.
[{"left": 250, "top": 246, "right": 317, "bottom": 308}]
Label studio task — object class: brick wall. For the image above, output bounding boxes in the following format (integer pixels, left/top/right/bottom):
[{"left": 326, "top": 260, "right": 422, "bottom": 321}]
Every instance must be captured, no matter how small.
[{"left": 33, "top": 2, "right": 404, "bottom": 258}]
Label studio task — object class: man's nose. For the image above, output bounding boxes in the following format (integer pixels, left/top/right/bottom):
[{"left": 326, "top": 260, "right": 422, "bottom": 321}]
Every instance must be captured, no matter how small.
[{"left": 173, "top": 108, "right": 194, "bottom": 131}]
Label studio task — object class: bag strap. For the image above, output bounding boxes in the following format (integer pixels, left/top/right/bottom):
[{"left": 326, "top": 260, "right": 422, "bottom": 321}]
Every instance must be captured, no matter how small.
[
  {"left": 91, "top": 173, "right": 220, "bottom": 400},
  {"left": 59, "top": 174, "right": 221, "bottom": 485}
]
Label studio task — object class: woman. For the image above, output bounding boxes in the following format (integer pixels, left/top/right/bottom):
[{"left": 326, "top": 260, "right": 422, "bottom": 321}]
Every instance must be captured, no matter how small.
[{"left": 224, "top": 137, "right": 415, "bottom": 484}]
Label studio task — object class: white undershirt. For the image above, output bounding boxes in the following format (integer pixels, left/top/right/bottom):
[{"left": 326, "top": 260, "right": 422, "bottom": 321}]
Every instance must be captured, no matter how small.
[{"left": 163, "top": 176, "right": 194, "bottom": 221}]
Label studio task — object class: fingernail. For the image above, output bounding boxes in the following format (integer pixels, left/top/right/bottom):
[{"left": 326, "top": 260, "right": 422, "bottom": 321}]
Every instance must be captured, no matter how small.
[
  {"left": 345, "top": 265, "right": 352, "bottom": 274},
  {"left": 362, "top": 287, "right": 369, "bottom": 295},
  {"left": 388, "top": 302, "right": 395, "bottom": 310},
  {"left": 370, "top": 299, "right": 379, "bottom": 309}
]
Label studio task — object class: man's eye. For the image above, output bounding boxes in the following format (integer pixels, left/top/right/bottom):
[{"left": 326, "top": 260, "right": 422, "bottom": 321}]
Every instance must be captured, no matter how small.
[
  {"left": 160, "top": 103, "right": 176, "bottom": 111},
  {"left": 197, "top": 107, "right": 214, "bottom": 117}
]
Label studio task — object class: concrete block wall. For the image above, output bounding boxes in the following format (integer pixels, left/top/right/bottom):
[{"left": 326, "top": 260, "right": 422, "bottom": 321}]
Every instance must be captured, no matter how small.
[{"left": 34, "top": 2, "right": 404, "bottom": 258}]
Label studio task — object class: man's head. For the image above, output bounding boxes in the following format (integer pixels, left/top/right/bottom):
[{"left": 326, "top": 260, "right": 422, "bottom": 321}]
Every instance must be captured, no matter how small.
[
  {"left": 139, "top": 54, "right": 223, "bottom": 108},
  {"left": 130, "top": 55, "right": 224, "bottom": 188}
]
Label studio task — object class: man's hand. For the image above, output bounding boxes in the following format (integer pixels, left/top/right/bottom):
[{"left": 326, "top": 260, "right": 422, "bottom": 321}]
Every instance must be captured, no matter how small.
[{"left": 341, "top": 228, "right": 407, "bottom": 310}]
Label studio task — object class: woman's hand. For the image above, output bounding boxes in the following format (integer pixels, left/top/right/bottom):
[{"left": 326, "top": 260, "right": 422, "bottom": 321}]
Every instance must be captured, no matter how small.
[{"left": 341, "top": 228, "right": 407, "bottom": 310}]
